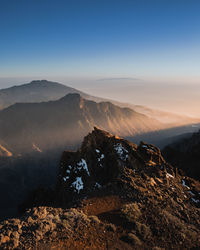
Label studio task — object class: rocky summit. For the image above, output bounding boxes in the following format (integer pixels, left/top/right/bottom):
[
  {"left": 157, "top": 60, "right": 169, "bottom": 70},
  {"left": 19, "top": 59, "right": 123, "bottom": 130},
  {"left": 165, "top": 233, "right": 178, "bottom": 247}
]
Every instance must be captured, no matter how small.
[{"left": 0, "top": 128, "right": 200, "bottom": 249}]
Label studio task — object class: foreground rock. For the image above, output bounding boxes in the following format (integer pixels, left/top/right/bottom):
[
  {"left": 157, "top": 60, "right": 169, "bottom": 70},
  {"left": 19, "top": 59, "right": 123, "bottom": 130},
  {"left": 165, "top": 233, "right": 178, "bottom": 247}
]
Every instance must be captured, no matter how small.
[{"left": 1, "top": 128, "right": 200, "bottom": 249}]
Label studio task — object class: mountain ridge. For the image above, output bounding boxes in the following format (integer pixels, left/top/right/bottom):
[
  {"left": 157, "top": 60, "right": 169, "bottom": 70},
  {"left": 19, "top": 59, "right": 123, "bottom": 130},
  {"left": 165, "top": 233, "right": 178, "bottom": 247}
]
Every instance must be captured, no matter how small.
[
  {"left": 0, "top": 93, "right": 162, "bottom": 154},
  {"left": 0, "top": 79, "right": 198, "bottom": 126},
  {"left": 0, "top": 128, "right": 199, "bottom": 249}
]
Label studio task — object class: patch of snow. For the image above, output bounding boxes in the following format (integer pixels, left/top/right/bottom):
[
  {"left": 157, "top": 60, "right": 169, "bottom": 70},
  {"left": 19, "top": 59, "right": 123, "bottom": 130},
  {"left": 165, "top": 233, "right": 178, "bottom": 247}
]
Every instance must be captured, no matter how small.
[
  {"left": 182, "top": 180, "right": 190, "bottom": 189},
  {"left": 71, "top": 177, "right": 84, "bottom": 193},
  {"left": 141, "top": 144, "right": 148, "bottom": 148},
  {"left": 166, "top": 173, "right": 174, "bottom": 178},
  {"left": 66, "top": 169, "right": 71, "bottom": 174},
  {"left": 68, "top": 165, "right": 72, "bottom": 169},
  {"left": 98, "top": 154, "right": 104, "bottom": 162},
  {"left": 63, "top": 176, "right": 69, "bottom": 182},
  {"left": 114, "top": 143, "right": 128, "bottom": 161},
  {"left": 77, "top": 159, "right": 90, "bottom": 176},
  {"left": 191, "top": 198, "right": 200, "bottom": 203},
  {"left": 188, "top": 191, "right": 195, "bottom": 196},
  {"left": 95, "top": 149, "right": 100, "bottom": 153},
  {"left": 95, "top": 182, "right": 102, "bottom": 189}
]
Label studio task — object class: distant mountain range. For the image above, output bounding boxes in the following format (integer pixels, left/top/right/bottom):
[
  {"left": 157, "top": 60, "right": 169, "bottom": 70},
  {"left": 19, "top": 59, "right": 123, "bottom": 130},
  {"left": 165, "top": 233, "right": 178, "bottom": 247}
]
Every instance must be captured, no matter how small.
[
  {"left": 0, "top": 93, "right": 161, "bottom": 154},
  {"left": 0, "top": 80, "right": 198, "bottom": 126}
]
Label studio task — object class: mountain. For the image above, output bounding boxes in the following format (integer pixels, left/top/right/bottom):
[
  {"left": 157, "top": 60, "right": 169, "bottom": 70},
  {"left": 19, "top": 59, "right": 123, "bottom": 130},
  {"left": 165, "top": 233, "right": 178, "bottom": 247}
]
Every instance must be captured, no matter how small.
[
  {"left": 0, "top": 93, "right": 161, "bottom": 154},
  {"left": 0, "top": 94, "right": 161, "bottom": 219},
  {"left": 162, "top": 130, "right": 200, "bottom": 180},
  {"left": 0, "top": 80, "right": 198, "bottom": 126},
  {"left": 1, "top": 128, "right": 199, "bottom": 249},
  {"left": 0, "top": 80, "right": 91, "bottom": 110}
]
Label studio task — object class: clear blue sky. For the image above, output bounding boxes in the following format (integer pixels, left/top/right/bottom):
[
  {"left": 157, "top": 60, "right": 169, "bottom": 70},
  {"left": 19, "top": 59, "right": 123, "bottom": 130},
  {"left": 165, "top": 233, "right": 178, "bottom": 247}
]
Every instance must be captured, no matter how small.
[{"left": 1, "top": 0, "right": 200, "bottom": 81}]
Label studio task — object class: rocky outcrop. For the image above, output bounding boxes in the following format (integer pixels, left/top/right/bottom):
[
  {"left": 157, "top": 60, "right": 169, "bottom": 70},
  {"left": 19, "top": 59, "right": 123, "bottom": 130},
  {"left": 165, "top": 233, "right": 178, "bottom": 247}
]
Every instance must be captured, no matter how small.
[
  {"left": 0, "top": 206, "right": 115, "bottom": 249},
  {"left": 57, "top": 127, "right": 197, "bottom": 204},
  {"left": 0, "top": 128, "right": 200, "bottom": 249}
]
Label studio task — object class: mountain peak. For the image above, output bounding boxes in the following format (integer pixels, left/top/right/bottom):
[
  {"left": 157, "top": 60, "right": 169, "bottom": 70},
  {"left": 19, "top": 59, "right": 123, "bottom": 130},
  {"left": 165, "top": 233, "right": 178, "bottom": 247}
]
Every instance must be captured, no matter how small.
[
  {"left": 59, "top": 92, "right": 81, "bottom": 100},
  {"left": 57, "top": 127, "right": 169, "bottom": 200},
  {"left": 1, "top": 129, "right": 200, "bottom": 249},
  {"left": 58, "top": 93, "right": 85, "bottom": 108},
  {"left": 30, "top": 79, "right": 52, "bottom": 84}
]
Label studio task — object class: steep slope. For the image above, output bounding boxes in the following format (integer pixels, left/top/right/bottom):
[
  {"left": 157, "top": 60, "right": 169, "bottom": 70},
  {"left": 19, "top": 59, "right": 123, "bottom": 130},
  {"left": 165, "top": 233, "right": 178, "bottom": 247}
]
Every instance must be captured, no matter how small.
[
  {"left": 0, "top": 93, "right": 161, "bottom": 154},
  {"left": 2, "top": 128, "right": 199, "bottom": 249},
  {"left": 162, "top": 130, "right": 200, "bottom": 180}
]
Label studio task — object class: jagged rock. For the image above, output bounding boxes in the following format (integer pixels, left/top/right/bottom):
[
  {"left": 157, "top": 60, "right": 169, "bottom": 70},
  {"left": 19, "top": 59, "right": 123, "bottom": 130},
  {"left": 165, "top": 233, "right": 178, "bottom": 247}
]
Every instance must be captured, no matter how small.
[
  {"left": 57, "top": 127, "right": 176, "bottom": 203},
  {"left": 0, "top": 128, "right": 200, "bottom": 249}
]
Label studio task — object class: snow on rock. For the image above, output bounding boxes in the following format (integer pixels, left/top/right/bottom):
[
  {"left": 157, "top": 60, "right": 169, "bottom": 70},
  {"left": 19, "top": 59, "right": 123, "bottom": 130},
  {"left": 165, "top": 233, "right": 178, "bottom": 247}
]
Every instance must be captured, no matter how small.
[
  {"left": 95, "top": 149, "right": 104, "bottom": 167},
  {"left": 63, "top": 165, "right": 73, "bottom": 182},
  {"left": 191, "top": 198, "right": 200, "bottom": 203},
  {"left": 98, "top": 154, "right": 104, "bottom": 162},
  {"left": 63, "top": 176, "right": 69, "bottom": 182},
  {"left": 77, "top": 159, "right": 90, "bottom": 176},
  {"left": 114, "top": 143, "right": 128, "bottom": 161},
  {"left": 95, "top": 182, "right": 102, "bottom": 189},
  {"left": 182, "top": 179, "right": 190, "bottom": 189},
  {"left": 71, "top": 177, "right": 84, "bottom": 193},
  {"left": 188, "top": 191, "right": 195, "bottom": 196}
]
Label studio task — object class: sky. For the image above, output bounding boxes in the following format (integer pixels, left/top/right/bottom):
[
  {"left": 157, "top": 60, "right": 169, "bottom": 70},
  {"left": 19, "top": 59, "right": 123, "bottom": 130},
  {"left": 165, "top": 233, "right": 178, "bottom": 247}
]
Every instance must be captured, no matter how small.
[{"left": 0, "top": 0, "right": 200, "bottom": 116}]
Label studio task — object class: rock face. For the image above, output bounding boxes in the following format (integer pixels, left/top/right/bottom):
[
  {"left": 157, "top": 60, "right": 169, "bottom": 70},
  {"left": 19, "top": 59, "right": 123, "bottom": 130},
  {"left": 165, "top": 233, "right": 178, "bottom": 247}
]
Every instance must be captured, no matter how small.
[
  {"left": 56, "top": 128, "right": 200, "bottom": 248},
  {"left": 57, "top": 127, "right": 168, "bottom": 203},
  {"left": 163, "top": 130, "right": 200, "bottom": 180},
  {"left": 0, "top": 128, "right": 200, "bottom": 249}
]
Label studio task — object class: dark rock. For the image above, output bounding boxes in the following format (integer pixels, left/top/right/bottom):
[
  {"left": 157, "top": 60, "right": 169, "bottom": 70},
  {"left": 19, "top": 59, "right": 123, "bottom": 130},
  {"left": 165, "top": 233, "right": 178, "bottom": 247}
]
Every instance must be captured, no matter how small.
[{"left": 0, "top": 128, "right": 200, "bottom": 249}]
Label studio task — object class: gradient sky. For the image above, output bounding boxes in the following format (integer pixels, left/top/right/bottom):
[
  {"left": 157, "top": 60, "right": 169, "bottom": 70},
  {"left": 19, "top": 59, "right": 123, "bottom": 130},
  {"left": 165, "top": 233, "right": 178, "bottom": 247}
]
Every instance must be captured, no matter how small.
[{"left": 0, "top": 1, "right": 200, "bottom": 116}]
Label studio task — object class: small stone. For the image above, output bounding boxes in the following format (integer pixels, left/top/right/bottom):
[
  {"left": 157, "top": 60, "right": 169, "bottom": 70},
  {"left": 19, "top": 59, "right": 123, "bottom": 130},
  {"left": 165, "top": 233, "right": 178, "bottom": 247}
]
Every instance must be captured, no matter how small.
[
  {"left": 27, "top": 216, "right": 35, "bottom": 224},
  {"left": 13, "top": 238, "right": 19, "bottom": 248},
  {"left": 12, "top": 231, "right": 19, "bottom": 239},
  {"left": 51, "top": 231, "right": 57, "bottom": 238},
  {"left": 0, "top": 235, "right": 10, "bottom": 243}
]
